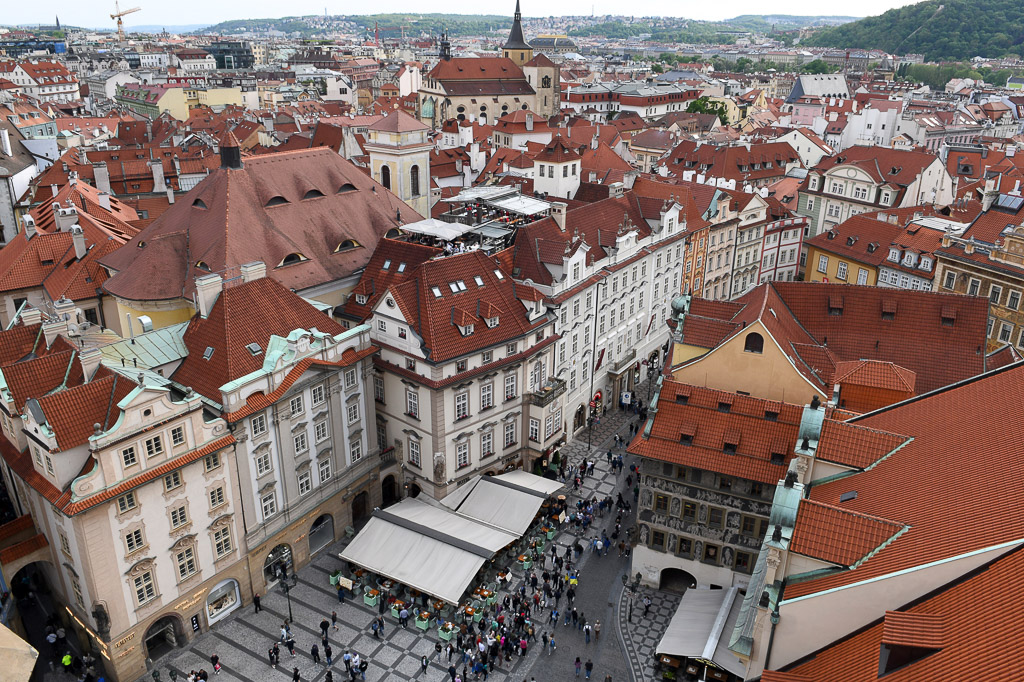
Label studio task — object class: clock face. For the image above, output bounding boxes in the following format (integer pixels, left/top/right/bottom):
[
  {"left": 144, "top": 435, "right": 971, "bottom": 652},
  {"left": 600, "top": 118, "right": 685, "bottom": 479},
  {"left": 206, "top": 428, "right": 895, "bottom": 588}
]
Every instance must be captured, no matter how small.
[{"left": 386, "top": 298, "right": 395, "bottom": 308}]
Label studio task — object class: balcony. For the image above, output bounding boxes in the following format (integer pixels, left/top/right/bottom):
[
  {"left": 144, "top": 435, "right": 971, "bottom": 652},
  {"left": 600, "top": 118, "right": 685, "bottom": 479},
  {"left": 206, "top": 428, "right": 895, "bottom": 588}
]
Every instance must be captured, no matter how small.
[
  {"left": 529, "top": 377, "right": 567, "bottom": 407},
  {"left": 610, "top": 348, "right": 637, "bottom": 375},
  {"left": 379, "top": 447, "right": 396, "bottom": 465}
]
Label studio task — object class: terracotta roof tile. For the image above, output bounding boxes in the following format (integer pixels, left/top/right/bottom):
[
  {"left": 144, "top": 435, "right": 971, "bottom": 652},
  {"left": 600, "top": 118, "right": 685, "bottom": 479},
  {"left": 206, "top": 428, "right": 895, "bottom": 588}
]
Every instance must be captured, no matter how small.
[
  {"left": 35, "top": 373, "right": 137, "bottom": 451},
  {"left": 789, "top": 499, "right": 907, "bottom": 567},
  {"left": 815, "top": 419, "right": 911, "bottom": 469},
  {"left": 0, "top": 533, "right": 48, "bottom": 564},
  {"left": 881, "top": 611, "right": 948, "bottom": 649}
]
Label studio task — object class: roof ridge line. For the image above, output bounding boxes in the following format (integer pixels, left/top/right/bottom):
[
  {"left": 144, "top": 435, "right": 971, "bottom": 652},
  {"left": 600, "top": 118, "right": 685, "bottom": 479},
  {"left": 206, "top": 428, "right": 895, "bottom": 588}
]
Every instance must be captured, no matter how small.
[{"left": 801, "top": 497, "right": 905, "bottom": 528}]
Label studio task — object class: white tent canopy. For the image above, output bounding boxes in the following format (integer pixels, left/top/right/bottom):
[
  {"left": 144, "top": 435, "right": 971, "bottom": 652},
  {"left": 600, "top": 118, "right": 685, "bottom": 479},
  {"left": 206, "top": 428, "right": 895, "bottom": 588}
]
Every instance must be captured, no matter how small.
[
  {"left": 340, "top": 471, "right": 561, "bottom": 603},
  {"left": 400, "top": 218, "right": 476, "bottom": 241},
  {"left": 656, "top": 587, "right": 747, "bottom": 678}
]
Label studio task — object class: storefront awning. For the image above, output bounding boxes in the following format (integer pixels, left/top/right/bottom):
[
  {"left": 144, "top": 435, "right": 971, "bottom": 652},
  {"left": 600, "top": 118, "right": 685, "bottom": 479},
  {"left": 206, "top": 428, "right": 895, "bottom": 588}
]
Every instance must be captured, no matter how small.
[
  {"left": 339, "top": 496, "right": 518, "bottom": 604},
  {"left": 440, "top": 471, "right": 563, "bottom": 536},
  {"left": 488, "top": 194, "right": 551, "bottom": 216},
  {"left": 400, "top": 218, "right": 476, "bottom": 241},
  {"left": 656, "top": 587, "right": 747, "bottom": 678},
  {"left": 472, "top": 224, "right": 513, "bottom": 239}
]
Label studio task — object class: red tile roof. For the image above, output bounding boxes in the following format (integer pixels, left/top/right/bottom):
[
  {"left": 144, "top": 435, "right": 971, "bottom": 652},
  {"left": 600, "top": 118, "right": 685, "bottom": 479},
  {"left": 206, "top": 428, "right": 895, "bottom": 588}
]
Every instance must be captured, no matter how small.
[
  {"left": 100, "top": 148, "right": 420, "bottom": 303},
  {"left": 665, "top": 140, "right": 800, "bottom": 183},
  {"left": 173, "top": 277, "right": 344, "bottom": 403},
  {"left": 36, "top": 373, "right": 137, "bottom": 451},
  {"left": 814, "top": 419, "right": 911, "bottom": 470},
  {"left": 789, "top": 499, "right": 907, "bottom": 567},
  {"left": 833, "top": 360, "right": 916, "bottom": 393},
  {"left": 0, "top": 532, "right": 48, "bottom": 564},
  {"left": 785, "top": 362, "right": 1024, "bottom": 600},
  {"left": 771, "top": 544, "right": 1024, "bottom": 682},
  {"left": 534, "top": 135, "right": 582, "bottom": 164},
  {"left": 341, "top": 238, "right": 442, "bottom": 322}
]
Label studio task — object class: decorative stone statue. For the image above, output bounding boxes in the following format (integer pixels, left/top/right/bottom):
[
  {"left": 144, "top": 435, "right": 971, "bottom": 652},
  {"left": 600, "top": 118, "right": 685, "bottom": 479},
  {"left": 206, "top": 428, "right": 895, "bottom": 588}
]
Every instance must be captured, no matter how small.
[
  {"left": 433, "top": 451, "right": 446, "bottom": 483},
  {"left": 670, "top": 497, "right": 681, "bottom": 517},
  {"left": 640, "top": 488, "right": 653, "bottom": 509},
  {"left": 722, "top": 546, "right": 734, "bottom": 567},
  {"left": 639, "top": 524, "right": 649, "bottom": 546}
]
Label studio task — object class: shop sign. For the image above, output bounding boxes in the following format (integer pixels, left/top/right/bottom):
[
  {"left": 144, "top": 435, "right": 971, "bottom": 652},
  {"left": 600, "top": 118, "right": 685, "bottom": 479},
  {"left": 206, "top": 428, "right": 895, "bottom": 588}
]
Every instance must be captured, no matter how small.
[
  {"left": 113, "top": 632, "right": 135, "bottom": 648},
  {"left": 115, "top": 645, "right": 136, "bottom": 660},
  {"left": 191, "top": 614, "right": 201, "bottom": 632}
]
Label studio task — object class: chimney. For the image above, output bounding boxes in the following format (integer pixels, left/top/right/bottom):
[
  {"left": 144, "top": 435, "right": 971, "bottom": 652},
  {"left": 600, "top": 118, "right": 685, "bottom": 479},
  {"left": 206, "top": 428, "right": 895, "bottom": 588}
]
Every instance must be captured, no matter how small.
[
  {"left": 71, "top": 225, "right": 87, "bottom": 259},
  {"left": 195, "top": 273, "right": 224, "bottom": 318},
  {"left": 50, "top": 183, "right": 58, "bottom": 197},
  {"left": 0, "top": 128, "right": 11, "bottom": 157},
  {"left": 982, "top": 177, "right": 998, "bottom": 211},
  {"left": 219, "top": 130, "right": 242, "bottom": 169},
  {"left": 240, "top": 261, "right": 266, "bottom": 282},
  {"left": 22, "top": 215, "right": 37, "bottom": 240},
  {"left": 78, "top": 347, "right": 103, "bottom": 382},
  {"left": 92, "top": 162, "right": 111, "bottom": 194},
  {"left": 97, "top": 192, "right": 111, "bottom": 212},
  {"left": 20, "top": 307, "right": 42, "bottom": 326},
  {"left": 42, "top": 320, "right": 65, "bottom": 347},
  {"left": 525, "top": 112, "right": 534, "bottom": 131},
  {"left": 166, "top": 186, "right": 175, "bottom": 204},
  {"left": 550, "top": 201, "right": 567, "bottom": 231},
  {"left": 608, "top": 182, "right": 624, "bottom": 198},
  {"left": 149, "top": 160, "right": 165, "bottom": 189}
]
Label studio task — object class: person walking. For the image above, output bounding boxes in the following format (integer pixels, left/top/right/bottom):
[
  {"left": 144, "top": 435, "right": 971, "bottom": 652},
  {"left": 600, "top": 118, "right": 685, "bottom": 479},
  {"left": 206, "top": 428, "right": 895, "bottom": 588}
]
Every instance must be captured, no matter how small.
[
  {"left": 575, "top": 657, "right": 582, "bottom": 677},
  {"left": 447, "top": 664, "right": 457, "bottom": 682},
  {"left": 420, "top": 654, "right": 429, "bottom": 674},
  {"left": 286, "top": 637, "right": 296, "bottom": 657},
  {"left": 584, "top": 622, "right": 592, "bottom": 643},
  {"left": 325, "top": 644, "right": 334, "bottom": 666},
  {"left": 253, "top": 593, "right": 262, "bottom": 613},
  {"left": 332, "top": 611, "right": 339, "bottom": 631},
  {"left": 338, "top": 583, "right": 346, "bottom": 603},
  {"left": 433, "top": 641, "right": 443, "bottom": 661},
  {"left": 643, "top": 596, "right": 652, "bottom": 616},
  {"left": 343, "top": 651, "right": 352, "bottom": 673},
  {"left": 548, "top": 634, "right": 556, "bottom": 655},
  {"left": 321, "top": 618, "right": 331, "bottom": 639},
  {"left": 326, "top": 672, "right": 334, "bottom": 682},
  {"left": 311, "top": 644, "right": 321, "bottom": 667},
  {"left": 594, "top": 620, "right": 601, "bottom": 641},
  {"left": 292, "top": 667, "right": 300, "bottom": 682},
  {"left": 585, "top": 659, "right": 594, "bottom": 680},
  {"left": 210, "top": 653, "right": 221, "bottom": 674}
]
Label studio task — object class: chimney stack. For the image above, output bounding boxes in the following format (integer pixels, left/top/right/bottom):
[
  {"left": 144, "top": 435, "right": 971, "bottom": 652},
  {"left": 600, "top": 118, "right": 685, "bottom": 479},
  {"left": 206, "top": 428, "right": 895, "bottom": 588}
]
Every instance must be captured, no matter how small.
[
  {"left": 22, "top": 215, "right": 37, "bottom": 240},
  {"left": 78, "top": 347, "right": 104, "bottom": 382},
  {"left": 166, "top": 186, "right": 175, "bottom": 204},
  {"left": 219, "top": 130, "right": 242, "bottom": 169},
  {"left": 97, "top": 193, "right": 111, "bottom": 212},
  {"left": 149, "top": 159, "right": 165, "bottom": 190},
  {"left": 92, "top": 162, "right": 111, "bottom": 194},
  {"left": 0, "top": 128, "right": 11, "bottom": 157},
  {"left": 550, "top": 201, "right": 567, "bottom": 231},
  {"left": 20, "top": 307, "right": 42, "bottom": 326},
  {"left": 195, "top": 273, "right": 224, "bottom": 318},
  {"left": 71, "top": 225, "right": 87, "bottom": 259},
  {"left": 240, "top": 261, "right": 266, "bottom": 282},
  {"left": 525, "top": 112, "right": 534, "bottom": 132}
]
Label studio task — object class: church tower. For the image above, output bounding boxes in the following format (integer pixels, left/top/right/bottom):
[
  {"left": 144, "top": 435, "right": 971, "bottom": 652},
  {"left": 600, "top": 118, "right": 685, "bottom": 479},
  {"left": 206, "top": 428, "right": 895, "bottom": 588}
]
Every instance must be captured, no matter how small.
[
  {"left": 364, "top": 110, "right": 432, "bottom": 219},
  {"left": 503, "top": 0, "right": 533, "bottom": 67}
]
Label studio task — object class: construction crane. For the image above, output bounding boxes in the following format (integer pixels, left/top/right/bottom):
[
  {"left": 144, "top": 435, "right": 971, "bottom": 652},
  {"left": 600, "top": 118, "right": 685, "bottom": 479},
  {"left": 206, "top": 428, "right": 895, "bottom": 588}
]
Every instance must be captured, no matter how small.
[{"left": 110, "top": 1, "right": 140, "bottom": 42}]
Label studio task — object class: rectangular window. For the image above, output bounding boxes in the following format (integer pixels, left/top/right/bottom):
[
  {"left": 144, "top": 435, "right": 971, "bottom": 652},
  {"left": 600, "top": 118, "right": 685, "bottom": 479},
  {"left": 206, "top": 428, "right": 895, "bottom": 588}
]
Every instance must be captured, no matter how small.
[
  {"left": 529, "top": 418, "right": 540, "bottom": 442},
  {"left": 482, "top": 350, "right": 492, "bottom": 364},
  {"left": 45, "top": 455, "right": 55, "bottom": 476},
  {"left": 204, "top": 452, "right": 221, "bottom": 472},
  {"left": 1000, "top": 323, "right": 1014, "bottom": 343},
  {"left": 455, "top": 392, "right": 469, "bottom": 420},
  {"left": 481, "top": 431, "right": 493, "bottom": 457},
  {"left": 676, "top": 537, "right": 693, "bottom": 558},
  {"left": 373, "top": 375, "right": 385, "bottom": 402},
  {"left": 318, "top": 457, "right": 332, "bottom": 483},
  {"left": 347, "top": 402, "right": 359, "bottom": 425},
  {"left": 990, "top": 285, "right": 1003, "bottom": 304},
  {"left": 480, "top": 383, "right": 493, "bottom": 410},
  {"left": 298, "top": 471, "right": 312, "bottom": 495},
  {"left": 251, "top": 414, "right": 267, "bottom": 436},
  {"left": 943, "top": 271, "right": 956, "bottom": 290},
  {"left": 406, "top": 358, "right": 416, "bottom": 371},
  {"left": 59, "top": 530, "right": 71, "bottom": 557},
  {"left": 857, "top": 268, "right": 868, "bottom": 285},
  {"left": 315, "top": 421, "right": 329, "bottom": 443},
  {"left": 506, "top": 342, "right": 517, "bottom": 356},
  {"left": 817, "top": 255, "right": 829, "bottom": 274},
  {"left": 176, "top": 547, "right": 197, "bottom": 580},
  {"left": 294, "top": 432, "right": 308, "bottom": 454},
  {"left": 123, "top": 447, "right": 138, "bottom": 468},
  {"left": 708, "top": 507, "right": 725, "bottom": 529},
  {"left": 409, "top": 439, "right": 421, "bottom": 467},
  {"left": 703, "top": 543, "right": 720, "bottom": 564},
  {"left": 261, "top": 492, "right": 277, "bottom": 518},
  {"left": 290, "top": 395, "right": 304, "bottom": 415},
  {"left": 313, "top": 382, "right": 327, "bottom": 405},
  {"left": 406, "top": 389, "right": 419, "bottom": 418},
  {"left": 134, "top": 571, "right": 156, "bottom": 605},
  {"left": 836, "top": 261, "right": 848, "bottom": 281},
  {"left": 255, "top": 451, "right": 272, "bottom": 476},
  {"left": 504, "top": 373, "right": 517, "bottom": 400},
  {"left": 651, "top": 530, "right": 666, "bottom": 550},
  {"left": 171, "top": 504, "right": 189, "bottom": 528},
  {"left": 125, "top": 528, "right": 144, "bottom": 554},
  {"left": 968, "top": 279, "right": 981, "bottom": 297},
  {"left": 209, "top": 486, "right": 225, "bottom": 509},
  {"left": 117, "top": 492, "right": 137, "bottom": 513},
  {"left": 1009, "top": 291, "right": 1022, "bottom": 311},
  {"left": 351, "top": 439, "right": 363, "bottom": 462},
  {"left": 214, "top": 527, "right": 232, "bottom": 558},
  {"left": 164, "top": 470, "right": 182, "bottom": 491},
  {"left": 654, "top": 494, "right": 669, "bottom": 512},
  {"left": 457, "top": 442, "right": 470, "bottom": 468},
  {"left": 735, "top": 551, "right": 754, "bottom": 574},
  {"left": 71, "top": 575, "right": 84, "bottom": 608},
  {"left": 504, "top": 420, "right": 516, "bottom": 447},
  {"left": 171, "top": 426, "right": 185, "bottom": 447},
  {"left": 145, "top": 436, "right": 163, "bottom": 458},
  {"left": 682, "top": 501, "right": 697, "bottom": 520},
  {"left": 343, "top": 369, "right": 357, "bottom": 391}
]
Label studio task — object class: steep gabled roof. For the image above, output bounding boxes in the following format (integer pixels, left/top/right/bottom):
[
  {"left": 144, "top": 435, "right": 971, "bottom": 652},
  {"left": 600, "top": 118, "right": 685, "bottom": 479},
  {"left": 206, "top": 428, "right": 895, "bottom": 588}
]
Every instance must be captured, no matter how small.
[
  {"left": 341, "top": 238, "right": 442, "bottom": 322},
  {"left": 789, "top": 499, "right": 907, "bottom": 567},
  {"left": 34, "top": 373, "right": 137, "bottom": 451}
]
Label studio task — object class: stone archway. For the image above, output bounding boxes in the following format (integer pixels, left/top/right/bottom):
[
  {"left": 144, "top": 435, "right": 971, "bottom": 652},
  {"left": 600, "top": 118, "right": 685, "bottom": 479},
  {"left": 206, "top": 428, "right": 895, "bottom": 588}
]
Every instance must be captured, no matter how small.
[
  {"left": 658, "top": 567, "right": 697, "bottom": 594},
  {"left": 573, "top": 405, "right": 586, "bottom": 432},
  {"left": 262, "top": 544, "right": 293, "bottom": 587},
  {"left": 143, "top": 613, "right": 185, "bottom": 661},
  {"left": 352, "top": 491, "right": 370, "bottom": 528},
  {"left": 309, "top": 515, "right": 334, "bottom": 556}
]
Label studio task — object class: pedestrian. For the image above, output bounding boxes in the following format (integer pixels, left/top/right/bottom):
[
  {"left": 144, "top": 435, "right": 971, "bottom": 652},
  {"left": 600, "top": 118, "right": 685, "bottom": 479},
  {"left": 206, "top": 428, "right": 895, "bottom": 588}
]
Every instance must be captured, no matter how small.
[
  {"left": 421, "top": 654, "right": 429, "bottom": 674},
  {"left": 62, "top": 652, "right": 72, "bottom": 673},
  {"left": 448, "top": 664, "right": 457, "bottom": 681},
  {"left": 548, "top": 634, "right": 556, "bottom": 655},
  {"left": 433, "top": 641, "right": 443, "bottom": 661},
  {"left": 326, "top": 644, "right": 334, "bottom": 666},
  {"left": 326, "top": 672, "right": 334, "bottom": 682},
  {"left": 211, "top": 653, "right": 221, "bottom": 674},
  {"left": 643, "top": 596, "right": 652, "bottom": 616},
  {"left": 321, "top": 618, "right": 330, "bottom": 638},
  {"left": 343, "top": 651, "right": 353, "bottom": 672},
  {"left": 594, "top": 620, "right": 601, "bottom": 641},
  {"left": 584, "top": 622, "right": 592, "bottom": 643},
  {"left": 359, "top": 658, "right": 368, "bottom": 681},
  {"left": 585, "top": 659, "right": 594, "bottom": 680},
  {"left": 575, "top": 657, "right": 582, "bottom": 677},
  {"left": 253, "top": 593, "right": 262, "bottom": 613},
  {"left": 286, "top": 637, "right": 296, "bottom": 657},
  {"left": 400, "top": 607, "right": 410, "bottom": 628},
  {"left": 376, "top": 616, "right": 386, "bottom": 636},
  {"left": 311, "top": 644, "right": 321, "bottom": 667},
  {"left": 338, "top": 583, "right": 346, "bottom": 603},
  {"left": 371, "top": 619, "right": 380, "bottom": 638},
  {"left": 332, "top": 610, "right": 339, "bottom": 631},
  {"left": 292, "top": 667, "right": 300, "bottom": 682}
]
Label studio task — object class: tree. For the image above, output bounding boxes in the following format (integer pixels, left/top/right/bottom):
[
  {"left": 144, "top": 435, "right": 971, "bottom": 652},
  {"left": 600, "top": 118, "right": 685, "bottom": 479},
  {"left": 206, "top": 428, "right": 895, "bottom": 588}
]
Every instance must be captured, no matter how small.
[
  {"left": 652, "top": 64, "right": 664, "bottom": 74},
  {"left": 802, "top": 59, "right": 834, "bottom": 74},
  {"left": 686, "top": 97, "right": 729, "bottom": 125},
  {"left": 735, "top": 57, "right": 754, "bottom": 73}
]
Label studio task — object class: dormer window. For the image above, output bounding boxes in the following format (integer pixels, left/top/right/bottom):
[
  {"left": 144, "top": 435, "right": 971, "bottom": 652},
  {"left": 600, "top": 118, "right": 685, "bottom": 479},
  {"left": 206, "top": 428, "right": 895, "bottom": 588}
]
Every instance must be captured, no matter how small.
[
  {"left": 889, "top": 248, "right": 900, "bottom": 262},
  {"left": 383, "top": 259, "right": 392, "bottom": 270},
  {"left": 486, "top": 316, "right": 499, "bottom": 328},
  {"left": 279, "top": 252, "right": 308, "bottom": 267},
  {"left": 355, "top": 294, "right": 368, "bottom": 305},
  {"left": 335, "top": 239, "right": 360, "bottom": 252},
  {"left": 920, "top": 257, "right": 932, "bottom": 271},
  {"left": 459, "top": 324, "right": 474, "bottom": 336},
  {"left": 431, "top": 286, "right": 442, "bottom": 298}
]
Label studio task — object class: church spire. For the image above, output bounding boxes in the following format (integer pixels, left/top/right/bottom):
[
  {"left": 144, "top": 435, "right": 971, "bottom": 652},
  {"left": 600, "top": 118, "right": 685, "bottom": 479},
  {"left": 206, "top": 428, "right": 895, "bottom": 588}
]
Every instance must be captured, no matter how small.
[{"left": 503, "top": 0, "right": 532, "bottom": 52}]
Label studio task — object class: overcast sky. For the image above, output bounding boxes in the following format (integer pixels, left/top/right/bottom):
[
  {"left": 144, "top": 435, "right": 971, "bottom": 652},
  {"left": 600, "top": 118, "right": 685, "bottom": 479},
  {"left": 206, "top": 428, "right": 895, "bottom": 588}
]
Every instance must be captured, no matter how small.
[{"left": 10, "top": 0, "right": 924, "bottom": 30}]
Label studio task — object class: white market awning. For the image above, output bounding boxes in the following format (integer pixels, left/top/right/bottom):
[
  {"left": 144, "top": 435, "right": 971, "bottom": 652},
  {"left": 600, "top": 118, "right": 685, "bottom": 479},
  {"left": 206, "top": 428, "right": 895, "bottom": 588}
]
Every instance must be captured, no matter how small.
[
  {"left": 440, "top": 471, "right": 562, "bottom": 536},
  {"left": 400, "top": 218, "right": 476, "bottom": 241},
  {"left": 339, "top": 497, "right": 518, "bottom": 604},
  {"left": 489, "top": 194, "right": 551, "bottom": 216},
  {"left": 656, "top": 587, "right": 747, "bottom": 678}
]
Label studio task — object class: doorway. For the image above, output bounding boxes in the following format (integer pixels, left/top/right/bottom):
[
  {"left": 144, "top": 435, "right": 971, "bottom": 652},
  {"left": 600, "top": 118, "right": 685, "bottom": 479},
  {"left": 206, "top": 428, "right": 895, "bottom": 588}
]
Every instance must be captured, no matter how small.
[
  {"left": 309, "top": 515, "right": 334, "bottom": 556},
  {"left": 262, "top": 544, "right": 293, "bottom": 586}
]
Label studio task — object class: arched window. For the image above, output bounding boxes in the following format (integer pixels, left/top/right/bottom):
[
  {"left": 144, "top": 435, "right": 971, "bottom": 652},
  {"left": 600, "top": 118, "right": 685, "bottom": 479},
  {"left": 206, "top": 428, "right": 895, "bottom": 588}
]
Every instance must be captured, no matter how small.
[
  {"left": 380, "top": 165, "right": 391, "bottom": 190},
  {"left": 743, "top": 332, "right": 764, "bottom": 354},
  {"left": 410, "top": 165, "right": 420, "bottom": 197},
  {"left": 541, "top": 75, "right": 552, "bottom": 88}
]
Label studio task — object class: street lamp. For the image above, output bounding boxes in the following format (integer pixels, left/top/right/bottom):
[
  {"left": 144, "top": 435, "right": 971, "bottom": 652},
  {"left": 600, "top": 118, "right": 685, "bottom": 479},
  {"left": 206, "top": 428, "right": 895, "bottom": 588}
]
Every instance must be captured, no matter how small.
[{"left": 278, "top": 566, "right": 299, "bottom": 623}]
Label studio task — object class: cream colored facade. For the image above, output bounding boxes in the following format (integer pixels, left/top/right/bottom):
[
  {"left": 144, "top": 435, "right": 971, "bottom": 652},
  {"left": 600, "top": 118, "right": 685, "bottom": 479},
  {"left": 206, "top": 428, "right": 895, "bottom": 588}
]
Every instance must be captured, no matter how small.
[
  {"left": 672, "top": 320, "right": 828, "bottom": 404},
  {"left": 365, "top": 125, "right": 432, "bottom": 219}
]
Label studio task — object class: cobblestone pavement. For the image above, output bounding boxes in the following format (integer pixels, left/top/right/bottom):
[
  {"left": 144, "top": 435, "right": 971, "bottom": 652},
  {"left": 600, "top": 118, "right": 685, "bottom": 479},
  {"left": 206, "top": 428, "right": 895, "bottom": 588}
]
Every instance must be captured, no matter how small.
[
  {"left": 150, "top": 378, "right": 674, "bottom": 682},
  {"left": 617, "top": 586, "right": 681, "bottom": 682}
]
